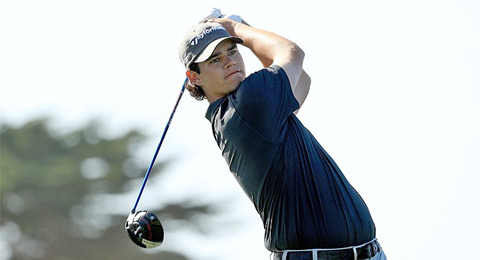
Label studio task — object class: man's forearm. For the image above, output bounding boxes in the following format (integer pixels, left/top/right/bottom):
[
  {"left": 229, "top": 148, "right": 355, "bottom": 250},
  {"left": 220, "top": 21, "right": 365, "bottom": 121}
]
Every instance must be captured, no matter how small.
[
  {"left": 212, "top": 18, "right": 303, "bottom": 68},
  {"left": 211, "top": 17, "right": 310, "bottom": 108}
]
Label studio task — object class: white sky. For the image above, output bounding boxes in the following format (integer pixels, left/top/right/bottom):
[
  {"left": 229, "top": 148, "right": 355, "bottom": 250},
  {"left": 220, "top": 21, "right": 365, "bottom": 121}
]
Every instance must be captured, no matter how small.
[{"left": 1, "top": 0, "right": 480, "bottom": 259}]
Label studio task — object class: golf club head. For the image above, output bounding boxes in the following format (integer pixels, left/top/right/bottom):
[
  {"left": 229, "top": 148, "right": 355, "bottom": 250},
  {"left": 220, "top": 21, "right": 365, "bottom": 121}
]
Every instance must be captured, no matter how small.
[{"left": 125, "top": 210, "right": 164, "bottom": 248}]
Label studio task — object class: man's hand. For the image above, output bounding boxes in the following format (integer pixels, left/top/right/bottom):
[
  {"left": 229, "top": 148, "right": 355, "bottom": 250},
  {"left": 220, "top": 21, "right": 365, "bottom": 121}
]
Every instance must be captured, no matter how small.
[{"left": 223, "top": 14, "right": 242, "bottom": 23}]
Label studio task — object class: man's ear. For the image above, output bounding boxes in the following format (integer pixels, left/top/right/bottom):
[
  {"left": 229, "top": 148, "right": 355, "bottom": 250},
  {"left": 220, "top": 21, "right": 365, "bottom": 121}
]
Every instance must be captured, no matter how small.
[{"left": 186, "top": 70, "right": 201, "bottom": 86}]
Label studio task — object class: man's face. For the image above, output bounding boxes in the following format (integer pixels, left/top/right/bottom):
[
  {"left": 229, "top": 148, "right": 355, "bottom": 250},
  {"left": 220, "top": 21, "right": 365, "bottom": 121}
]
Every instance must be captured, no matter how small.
[{"left": 191, "top": 39, "right": 246, "bottom": 102}]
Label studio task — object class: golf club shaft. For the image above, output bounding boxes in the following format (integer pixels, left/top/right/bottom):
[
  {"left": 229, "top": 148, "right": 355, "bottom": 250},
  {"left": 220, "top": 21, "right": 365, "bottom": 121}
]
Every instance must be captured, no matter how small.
[{"left": 131, "top": 78, "right": 188, "bottom": 213}]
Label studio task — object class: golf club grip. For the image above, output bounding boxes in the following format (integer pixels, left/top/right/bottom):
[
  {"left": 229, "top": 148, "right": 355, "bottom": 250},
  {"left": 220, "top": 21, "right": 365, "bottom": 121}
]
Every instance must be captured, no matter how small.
[{"left": 131, "top": 78, "right": 188, "bottom": 213}]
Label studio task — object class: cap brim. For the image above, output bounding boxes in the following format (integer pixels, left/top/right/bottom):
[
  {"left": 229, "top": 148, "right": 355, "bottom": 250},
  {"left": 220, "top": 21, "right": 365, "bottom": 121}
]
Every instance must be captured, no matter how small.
[{"left": 194, "top": 36, "right": 243, "bottom": 64}]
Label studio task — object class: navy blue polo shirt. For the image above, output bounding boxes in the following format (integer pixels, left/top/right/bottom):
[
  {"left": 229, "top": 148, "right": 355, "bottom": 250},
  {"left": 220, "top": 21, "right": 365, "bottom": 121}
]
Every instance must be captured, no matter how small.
[{"left": 205, "top": 66, "right": 375, "bottom": 252}]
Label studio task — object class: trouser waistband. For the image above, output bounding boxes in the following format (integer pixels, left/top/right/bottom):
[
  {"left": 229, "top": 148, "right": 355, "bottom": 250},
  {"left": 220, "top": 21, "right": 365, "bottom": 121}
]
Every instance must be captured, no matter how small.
[{"left": 272, "top": 238, "right": 381, "bottom": 260}]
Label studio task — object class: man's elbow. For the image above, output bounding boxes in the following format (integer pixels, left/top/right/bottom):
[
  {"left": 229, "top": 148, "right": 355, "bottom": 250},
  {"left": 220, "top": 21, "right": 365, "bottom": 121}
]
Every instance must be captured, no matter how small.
[{"left": 290, "top": 43, "right": 305, "bottom": 63}]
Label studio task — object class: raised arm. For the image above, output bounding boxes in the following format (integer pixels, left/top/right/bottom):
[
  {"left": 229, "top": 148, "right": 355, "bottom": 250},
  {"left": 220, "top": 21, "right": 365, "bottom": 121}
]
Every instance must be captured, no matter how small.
[{"left": 211, "top": 18, "right": 310, "bottom": 110}]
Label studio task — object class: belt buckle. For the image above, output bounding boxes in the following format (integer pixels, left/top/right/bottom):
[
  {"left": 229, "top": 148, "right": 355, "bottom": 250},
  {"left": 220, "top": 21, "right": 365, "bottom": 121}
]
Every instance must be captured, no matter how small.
[{"left": 358, "top": 239, "right": 379, "bottom": 259}]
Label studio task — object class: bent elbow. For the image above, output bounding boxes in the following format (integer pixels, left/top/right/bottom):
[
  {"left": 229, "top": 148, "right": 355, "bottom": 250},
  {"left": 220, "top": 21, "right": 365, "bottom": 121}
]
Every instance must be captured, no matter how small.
[{"left": 291, "top": 43, "right": 305, "bottom": 62}]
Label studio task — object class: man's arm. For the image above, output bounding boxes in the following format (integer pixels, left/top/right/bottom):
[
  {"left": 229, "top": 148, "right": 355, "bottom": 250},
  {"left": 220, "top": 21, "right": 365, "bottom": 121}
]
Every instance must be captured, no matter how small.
[
  {"left": 293, "top": 70, "right": 310, "bottom": 114},
  {"left": 211, "top": 18, "right": 311, "bottom": 109}
]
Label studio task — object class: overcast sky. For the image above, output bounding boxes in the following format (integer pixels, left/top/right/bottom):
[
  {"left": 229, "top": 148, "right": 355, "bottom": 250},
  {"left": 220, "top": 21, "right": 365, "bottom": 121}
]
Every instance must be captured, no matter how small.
[{"left": 1, "top": 0, "right": 479, "bottom": 259}]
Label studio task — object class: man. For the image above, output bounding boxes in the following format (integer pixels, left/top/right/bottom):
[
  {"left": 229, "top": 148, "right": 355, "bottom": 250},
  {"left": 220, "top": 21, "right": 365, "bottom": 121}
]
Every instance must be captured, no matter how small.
[{"left": 178, "top": 11, "right": 387, "bottom": 260}]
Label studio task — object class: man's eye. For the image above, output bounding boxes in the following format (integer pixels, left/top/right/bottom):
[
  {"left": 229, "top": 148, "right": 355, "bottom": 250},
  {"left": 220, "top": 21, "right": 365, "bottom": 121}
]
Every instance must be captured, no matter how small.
[
  {"left": 210, "top": 58, "right": 219, "bottom": 63},
  {"left": 229, "top": 50, "right": 237, "bottom": 56}
]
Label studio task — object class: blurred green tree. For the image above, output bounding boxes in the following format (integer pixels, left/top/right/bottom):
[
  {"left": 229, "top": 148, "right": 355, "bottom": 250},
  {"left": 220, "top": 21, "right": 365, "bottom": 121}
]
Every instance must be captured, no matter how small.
[{"left": 0, "top": 119, "right": 217, "bottom": 260}]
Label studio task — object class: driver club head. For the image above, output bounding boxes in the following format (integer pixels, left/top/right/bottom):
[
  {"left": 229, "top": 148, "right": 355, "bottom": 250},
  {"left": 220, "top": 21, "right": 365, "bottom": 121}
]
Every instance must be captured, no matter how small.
[{"left": 125, "top": 210, "right": 164, "bottom": 248}]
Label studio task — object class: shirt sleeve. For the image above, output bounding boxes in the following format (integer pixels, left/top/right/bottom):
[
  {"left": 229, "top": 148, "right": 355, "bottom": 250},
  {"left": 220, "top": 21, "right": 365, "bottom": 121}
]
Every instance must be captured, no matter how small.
[{"left": 231, "top": 65, "right": 300, "bottom": 144}]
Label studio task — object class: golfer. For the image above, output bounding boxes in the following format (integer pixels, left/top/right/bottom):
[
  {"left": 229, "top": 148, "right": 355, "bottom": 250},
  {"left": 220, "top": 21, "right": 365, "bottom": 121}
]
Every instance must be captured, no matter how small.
[{"left": 178, "top": 12, "right": 387, "bottom": 260}]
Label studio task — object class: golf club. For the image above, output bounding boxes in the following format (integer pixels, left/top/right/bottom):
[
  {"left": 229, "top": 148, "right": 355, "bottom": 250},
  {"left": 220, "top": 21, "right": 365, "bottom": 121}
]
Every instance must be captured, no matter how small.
[{"left": 125, "top": 78, "right": 187, "bottom": 248}]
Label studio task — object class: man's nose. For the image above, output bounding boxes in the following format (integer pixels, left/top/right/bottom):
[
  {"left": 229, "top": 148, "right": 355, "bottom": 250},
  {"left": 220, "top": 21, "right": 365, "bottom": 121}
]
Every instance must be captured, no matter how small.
[{"left": 224, "top": 56, "right": 236, "bottom": 68}]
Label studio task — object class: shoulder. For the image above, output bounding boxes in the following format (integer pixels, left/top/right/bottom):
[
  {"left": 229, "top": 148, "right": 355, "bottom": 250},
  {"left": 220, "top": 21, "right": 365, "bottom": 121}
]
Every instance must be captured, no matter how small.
[{"left": 241, "top": 65, "right": 289, "bottom": 89}]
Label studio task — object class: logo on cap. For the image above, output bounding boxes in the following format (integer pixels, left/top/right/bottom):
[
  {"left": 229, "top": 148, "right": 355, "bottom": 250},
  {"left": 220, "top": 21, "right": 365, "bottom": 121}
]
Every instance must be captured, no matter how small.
[{"left": 190, "top": 25, "right": 227, "bottom": 46}]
